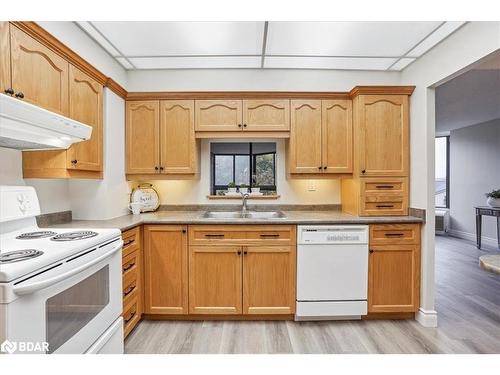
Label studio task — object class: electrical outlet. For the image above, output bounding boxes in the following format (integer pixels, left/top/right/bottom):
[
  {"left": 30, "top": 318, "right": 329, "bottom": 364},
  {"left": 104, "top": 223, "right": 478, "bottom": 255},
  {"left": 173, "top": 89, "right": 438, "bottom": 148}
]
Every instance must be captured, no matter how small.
[{"left": 308, "top": 181, "right": 316, "bottom": 191}]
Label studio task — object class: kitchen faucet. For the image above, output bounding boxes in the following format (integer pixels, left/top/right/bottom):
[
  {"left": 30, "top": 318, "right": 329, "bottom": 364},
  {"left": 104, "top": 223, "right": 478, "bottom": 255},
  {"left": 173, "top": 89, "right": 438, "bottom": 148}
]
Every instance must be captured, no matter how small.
[{"left": 241, "top": 192, "right": 250, "bottom": 214}]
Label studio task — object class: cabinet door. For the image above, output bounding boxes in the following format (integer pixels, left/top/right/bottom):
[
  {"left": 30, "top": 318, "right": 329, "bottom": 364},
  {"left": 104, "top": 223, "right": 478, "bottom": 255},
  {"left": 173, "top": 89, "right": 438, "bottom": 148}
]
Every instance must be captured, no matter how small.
[
  {"left": 368, "top": 244, "right": 420, "bottom": 312},
  {"left": 189, "top": 246, "right": 242, "bottom": 314},
  {"left": 66, "top": 65, "right": 103, "bottom": 171},
  {"left": 143, "top": 225, "right": 188, "bottom": 314},
  {"left": 160, "top": 100, "right": 197, "bottom": 174},
  {"left": 126, "top": 101, "right": 160, "bottom": 174},
  {"left": 195, "top": 100, "right": 242, "bottom": 131},
  {"left": 0, "top": 22, "right": 11, "bottom": 94},
  {"left": 10, "top": 25, "right": 69, "bottom": 116},
  {"left": 288, "top": 100, "right": 322, "bottom": 173},
  {"left": 322, "top": 99, "right": 352, "bottom": 173},
  {"left": 243, "top": 246, "right": 296, "bottom": 315},
  {"left": 242, "top": 99, "right": 290, "bottom": 131},
  {"left": 357, "top": 95, "right": 409, "bottom": 176}
]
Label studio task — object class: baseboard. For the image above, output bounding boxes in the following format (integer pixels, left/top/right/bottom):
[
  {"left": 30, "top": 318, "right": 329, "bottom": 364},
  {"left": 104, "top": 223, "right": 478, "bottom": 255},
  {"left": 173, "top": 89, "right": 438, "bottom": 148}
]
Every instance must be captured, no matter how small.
[
  {"left": 415, "top": 308, "right": 438, "bottom": 327},
  {"left": 448, "top": 229, "right": 498, "bottom": 248}
]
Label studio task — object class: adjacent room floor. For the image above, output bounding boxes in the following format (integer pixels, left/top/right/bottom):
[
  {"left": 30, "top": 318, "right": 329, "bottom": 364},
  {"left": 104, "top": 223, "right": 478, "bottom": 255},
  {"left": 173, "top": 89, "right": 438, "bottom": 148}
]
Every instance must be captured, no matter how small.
[{"left": 125, "top": 236, "right": 500, "bottom": 354}]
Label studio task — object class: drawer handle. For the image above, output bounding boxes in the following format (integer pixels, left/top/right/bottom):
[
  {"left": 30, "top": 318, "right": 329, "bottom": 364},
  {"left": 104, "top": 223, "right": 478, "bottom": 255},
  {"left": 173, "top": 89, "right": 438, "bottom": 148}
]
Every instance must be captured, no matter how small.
[
  {"left": 375, "top": 185, "right": 395, "bottom": 189},
  {"left": 384, "top": 233, "right": 404, "bottom": 237},
  {"left": 123, "top": 239, "right": 134, "bottom": 247},
  {"left": 123, "top": 284, "right": 136, "bottom": 297},
  {"left": 205, "top": 234, "right": 225, "bottom": 238},
  {"left": 123, "top": 261, "right": 136, "bottom": 272},
  {"left": 260, "top": 234, "right": 280, "bottom": 238},
  {"left": 376, "top": 204, "right": 394, "bottom": 208},
  {"left": 124, "top": 308, "right": 137, "bottom": 323}
]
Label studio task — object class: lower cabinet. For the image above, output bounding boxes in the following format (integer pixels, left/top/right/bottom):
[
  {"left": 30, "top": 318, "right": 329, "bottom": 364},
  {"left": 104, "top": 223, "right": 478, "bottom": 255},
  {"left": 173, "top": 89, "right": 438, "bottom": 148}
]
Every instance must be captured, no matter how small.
[
  {"left": 368, "top": 224, "right": 421, "bottom": 313},
  {"left": 143, "top": 225, "right": 189, "bottom": 314}
]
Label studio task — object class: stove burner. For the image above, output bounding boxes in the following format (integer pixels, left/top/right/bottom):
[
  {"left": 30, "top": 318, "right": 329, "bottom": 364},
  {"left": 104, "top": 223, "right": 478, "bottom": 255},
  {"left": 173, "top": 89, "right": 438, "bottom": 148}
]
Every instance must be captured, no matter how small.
[
  {"left": 0, "top": 249, "right": 44, "bottom": 264},
  {"left": 51, "top": 231, "right": 98, "bottom": 241},
  {"left": 16, "top": 231, "right": 58, "bottom": 240}
]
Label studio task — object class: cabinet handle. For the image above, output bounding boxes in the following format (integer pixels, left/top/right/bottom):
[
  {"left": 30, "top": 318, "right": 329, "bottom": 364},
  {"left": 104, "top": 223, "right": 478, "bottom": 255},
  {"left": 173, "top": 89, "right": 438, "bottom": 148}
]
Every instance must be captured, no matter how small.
[
  {"left": 318, "top": 166, "right": 322, "bottom": 170},
  {"left": 369, "top": 249, "right": 374, "bottom": 253},
  {"left": 243, "top": 250, "right": 248, "bottom": 255},
  {"left": 123, "top": 239, "right": 134, "bottom": 247},
  {"left": 4, "top": 88, "right": 14, "bottom": 95},
  {"left": 243, "top": 123, "right": 247, "bottom": 128},
  {"left": 375, "top": 185, "right": 394, "bottom": 189},
  {"left": 205, "top": 234, "right": 225, "bottom": 238},
  {"left": 323, "top": 166, "right": 327, "bottom": 170},
  {"left": 376, "top": 204, "right": 394, "bottom": 208},
  {"left": 155, "top": 166, "right": 159, "bottom": 170},
  {"left": 384, "top": 233, "right": 404, "bottom": 237},
  {"left": 15, "top": 92, "right": 24, "bottom": 99},
  {"left": 123, "top": 284, "right": 136, "bottom": 297},
  {"left": 260, "top": 233, "right": 280, "bottom": 238},
  {"left": 159, "top": 166, "right": 164, "bottom": 171},
  {"left": 124, "top": 309, "right": 137, "bottom": 323},
  {"left": 123, "top": 261, "right": 135, "bottom": 272},
  {"left": 182, "top": 229, "right": 186, "bottom": 233},
  {"left": 361, "top": 169, "right": 366, "bottom": 174},
  {"left": 238, "top": 124, "right": 242, "bottom": 128},
  {"left": 237, "top": 251, "right": 241, "bottom": 255},
  {"left": 71, "top": 159, "right": 78, "bottom": 164}
]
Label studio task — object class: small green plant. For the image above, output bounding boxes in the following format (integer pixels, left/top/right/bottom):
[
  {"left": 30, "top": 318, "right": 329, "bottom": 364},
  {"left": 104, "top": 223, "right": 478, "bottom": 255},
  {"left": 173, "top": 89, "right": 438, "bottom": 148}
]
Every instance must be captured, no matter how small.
[
  {"left": 228, "top": 182, "right": 236, "bottom": 188},
  {"left": 485, "top": 189, "right": 500, "bottom": 199},
  {"left": 239, "top": 183, "right": 247, "bottom": 188}
]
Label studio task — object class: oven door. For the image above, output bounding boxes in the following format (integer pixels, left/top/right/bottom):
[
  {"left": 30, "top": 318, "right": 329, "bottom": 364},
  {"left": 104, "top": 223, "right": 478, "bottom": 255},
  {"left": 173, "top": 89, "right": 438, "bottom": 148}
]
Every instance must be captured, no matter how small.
[{"left": 6, "top": 238, "right": 123, "bottom": 354}]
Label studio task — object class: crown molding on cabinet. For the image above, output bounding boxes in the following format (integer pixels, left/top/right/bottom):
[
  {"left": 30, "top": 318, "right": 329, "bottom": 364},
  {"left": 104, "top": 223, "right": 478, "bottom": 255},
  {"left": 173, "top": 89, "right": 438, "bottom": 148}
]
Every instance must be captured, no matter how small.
[
  {"left": 11, "top": 21, "right": 127, "bottom": 99},
  {"left": 126, "top": 91, "right": 352, "bottom": 101},
  {"left": 349, "top": 86, "right": 415, "bottom": 97}
]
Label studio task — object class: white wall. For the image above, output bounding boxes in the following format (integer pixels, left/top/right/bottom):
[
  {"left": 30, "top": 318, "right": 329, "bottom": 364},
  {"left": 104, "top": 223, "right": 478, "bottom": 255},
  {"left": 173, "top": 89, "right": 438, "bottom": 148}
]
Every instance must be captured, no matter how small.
[
  {"left": 138, "top": 139, "right": 341, "bottom": 205},
  {"left": 449, "top": 119, "right": 500, "bottom": 243},
  {"left": 0, "top": 147, "right": 23, "bottom": 184},
  {"left": 401, "top": 21, "right": 500, "bottom": 326}
]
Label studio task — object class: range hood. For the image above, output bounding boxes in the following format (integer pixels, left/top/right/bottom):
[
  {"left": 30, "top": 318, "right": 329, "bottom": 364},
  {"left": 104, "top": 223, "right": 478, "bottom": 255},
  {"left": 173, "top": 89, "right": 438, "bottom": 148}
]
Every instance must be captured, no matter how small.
[{"left": 0, "top": 93, "right": 92, "bottom": 150}]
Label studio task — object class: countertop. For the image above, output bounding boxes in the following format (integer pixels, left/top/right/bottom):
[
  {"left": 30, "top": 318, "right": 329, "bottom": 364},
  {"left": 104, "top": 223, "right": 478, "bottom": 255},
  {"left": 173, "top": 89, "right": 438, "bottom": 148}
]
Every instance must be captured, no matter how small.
[{"left": 44, "top": 210, "right": 424, "bottom": 232}]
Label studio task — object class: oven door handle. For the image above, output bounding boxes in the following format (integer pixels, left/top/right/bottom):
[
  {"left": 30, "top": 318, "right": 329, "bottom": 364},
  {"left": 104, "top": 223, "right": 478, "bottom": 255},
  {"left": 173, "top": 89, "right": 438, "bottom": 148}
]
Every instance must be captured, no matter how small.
[{"left": 13, "top": 241, "right": 123, "bottom": 296}]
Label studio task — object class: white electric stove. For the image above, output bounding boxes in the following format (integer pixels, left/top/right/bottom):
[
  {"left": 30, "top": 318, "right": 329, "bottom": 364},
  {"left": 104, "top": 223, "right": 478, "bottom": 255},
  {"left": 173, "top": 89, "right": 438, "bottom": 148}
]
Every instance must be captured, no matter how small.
[{"left": 0, "top": 185, "right": 124, "bottom": 354}]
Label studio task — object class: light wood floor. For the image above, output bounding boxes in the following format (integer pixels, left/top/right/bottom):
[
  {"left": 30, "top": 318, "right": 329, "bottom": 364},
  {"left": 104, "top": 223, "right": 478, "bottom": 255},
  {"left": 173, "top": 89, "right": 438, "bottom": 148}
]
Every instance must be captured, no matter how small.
[{"left": 125, "top": 236, "right": 500, "bottom": 354}]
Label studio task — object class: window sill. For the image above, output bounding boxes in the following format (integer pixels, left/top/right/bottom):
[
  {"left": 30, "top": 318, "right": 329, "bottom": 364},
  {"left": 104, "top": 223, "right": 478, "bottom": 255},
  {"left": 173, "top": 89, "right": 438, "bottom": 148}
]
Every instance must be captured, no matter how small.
[{"left": 207, "top": 195, "right": 280, "bottom": 200}]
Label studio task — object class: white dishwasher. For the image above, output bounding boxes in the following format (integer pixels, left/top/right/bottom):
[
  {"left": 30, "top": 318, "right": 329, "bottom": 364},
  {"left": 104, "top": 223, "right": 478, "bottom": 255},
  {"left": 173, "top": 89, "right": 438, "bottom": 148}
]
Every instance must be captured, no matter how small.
[{"left": 296, "top": 225, "right": 369, "bottom": 320}]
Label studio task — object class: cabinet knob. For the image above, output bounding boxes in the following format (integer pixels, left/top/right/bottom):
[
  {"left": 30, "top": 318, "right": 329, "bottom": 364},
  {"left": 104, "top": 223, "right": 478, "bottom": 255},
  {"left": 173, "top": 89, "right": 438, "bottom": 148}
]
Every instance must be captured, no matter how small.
[
  {"left": 369, "top": 249, "right": 374, "bottom": 253},
  {"left": 71, "top": 159, "right": 77, "bottom": 164},
  {"left": 155, "top": 166, "right": 159, "bottom": 170},
  {"left": 323, "top": 166, "right": 327, "bottom": 170},
  {"left": 318, "top": 166, "right": 322, "bottom": 170},
  {"left": 238, "top": 124, "right": 242, "bottom": 128},
  {"left": 237, "top": 251, "right": 242, "bottom": 255},
  {"left": 4, "top": 88, "right": 14, "bottom": 95},
  {"left": 243, "top": 250, "right": 248, "bottom": 255},
  {"left": 361, "top": 169, "right": 366, "bottom": 174},
  {"left": 182, "top": 229, "right": 186, "bottom": 233},
  {"left": 243, "top": 123, "right": 247, "bottom": 128},
  {"left": 159, "top": 166, "right": 164, "bottom": 171},
  {"left": 15, "top": 92, "right": 24, "bottom": 99}
]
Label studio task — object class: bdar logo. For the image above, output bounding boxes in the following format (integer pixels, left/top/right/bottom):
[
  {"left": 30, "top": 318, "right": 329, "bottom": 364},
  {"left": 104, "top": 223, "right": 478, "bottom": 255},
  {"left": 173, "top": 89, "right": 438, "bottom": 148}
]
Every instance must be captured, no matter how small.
[{"left": 1, "top": 340, "right": 17, "bottom": 354}]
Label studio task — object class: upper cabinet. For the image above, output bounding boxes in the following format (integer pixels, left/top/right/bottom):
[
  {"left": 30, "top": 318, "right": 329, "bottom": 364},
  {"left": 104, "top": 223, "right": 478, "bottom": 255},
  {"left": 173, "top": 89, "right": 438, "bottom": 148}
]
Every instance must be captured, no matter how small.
[
  {"left": 126, "top": 101, "right": 160, "bottom": 175},
  {"left": 66, "top": 65, "right": 103, "bottom": 172},
  {"left": 355, "top": 95, "right": 409, "bottom": 177},
  {"left": 195, "top": 100, "right": 242, "bottom": 132},
  {"left": 242, "top": 99, "right": 290, "bottom": 131},
  {"left": 288, "top": 99, "right": 352, "bottom": 175},
  {"left": 125, "top": 100, "right": 198, "bottom": 179},
  {"left": 9, "top": 25, "right": 69, "bottom": 116},
  {"left": 0, "top": 22, "right": 11, "bottom": 96}
]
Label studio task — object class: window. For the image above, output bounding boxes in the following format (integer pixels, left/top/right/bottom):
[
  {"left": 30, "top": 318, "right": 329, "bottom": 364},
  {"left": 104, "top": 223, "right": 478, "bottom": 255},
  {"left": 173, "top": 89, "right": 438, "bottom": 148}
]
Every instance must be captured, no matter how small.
[
  {"left": 435, "top": 136, "right": 449, "bottom": 208},
  {"left": 211, "top": 142, "right": 276, "bottom": 195}
]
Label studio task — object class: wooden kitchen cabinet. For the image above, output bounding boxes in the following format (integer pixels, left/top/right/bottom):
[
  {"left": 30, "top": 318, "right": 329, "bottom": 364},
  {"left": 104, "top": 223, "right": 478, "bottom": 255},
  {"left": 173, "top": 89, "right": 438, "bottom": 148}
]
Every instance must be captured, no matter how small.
[
  {"left": 243, "top": 246, "right": 296, "bottom": 315},
  {"left": 125, "top": 101, "right": 160, "bottom": 175},
  {"left": 242, "top": 99, "right": 290, "bottom": 131},
  {"left": 189, "top": 245, "right": 243, "bottom": 314},
  {"left": 368, "top": 224, "right": 420, "bottom": 313},
  {"left": 66, "top": 65, "right": 103, "bottom": 171},
  {"left": 9, "top": 25, "right": 69, "bottom": 116},
  {"left": 288, "top": 99, "right": 352, "bottom": 175},
  {"left": 355, "top": 95, "right": 409, "bottom": 177},
  {"left": 0, "top": 22, "right": 11, "bottom": 97},
  {"left": 22, "top": 64, "right": 103, "bottom": 179},
  {"left": 288, "top": 100, "right": 323, "bottom": 174},
  {"left": 195, "top": 100, "right": 242, "bottom": 132},
  {"left": 143, "top": 225, "right": 188, "bottom": 315},
  {"left": 160, "top": 100, "right": 197, "bottom": 174}
]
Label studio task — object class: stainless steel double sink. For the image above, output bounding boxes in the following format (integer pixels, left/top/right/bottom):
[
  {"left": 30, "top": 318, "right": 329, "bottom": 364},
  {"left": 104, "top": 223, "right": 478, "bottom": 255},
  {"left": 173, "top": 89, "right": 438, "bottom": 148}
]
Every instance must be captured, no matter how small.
[{"left": 200, "top": 211, "right": 287, "bottom": 219}]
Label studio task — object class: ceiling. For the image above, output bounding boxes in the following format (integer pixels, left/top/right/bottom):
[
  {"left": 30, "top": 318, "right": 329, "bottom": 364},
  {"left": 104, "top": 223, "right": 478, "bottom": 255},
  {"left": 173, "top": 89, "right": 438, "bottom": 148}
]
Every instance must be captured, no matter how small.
[
  {"left": 76, "top": 21, "right": 466, "bottom": 71},
  {"left": 436, "top": 51, "right": 500, "bottom": 133}
]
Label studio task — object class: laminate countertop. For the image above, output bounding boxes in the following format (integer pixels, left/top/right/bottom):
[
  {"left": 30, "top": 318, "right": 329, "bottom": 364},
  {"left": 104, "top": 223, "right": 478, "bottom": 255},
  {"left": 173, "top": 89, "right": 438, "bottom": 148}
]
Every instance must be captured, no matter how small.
[{"left": 44, "top": 210, "right": 424, "bottom": 232}]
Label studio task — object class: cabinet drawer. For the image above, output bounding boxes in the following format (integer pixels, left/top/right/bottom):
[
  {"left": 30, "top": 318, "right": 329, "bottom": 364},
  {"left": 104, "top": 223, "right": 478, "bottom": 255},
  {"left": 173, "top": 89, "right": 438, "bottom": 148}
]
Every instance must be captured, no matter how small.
[
  {"left": 362, "top": 177, "right": 407, "bottom": 194},
  {"left": 122, "top": 250, "right": 139, "bottom": 277},
  {"left": 123, "top": 267, "right": 139, "bottom": 308},
  {"left": 370, "top": 224, "right": 420, "bottom": 245},
  {"left": 189, "top": 225, "right": 295, "bottom": 246},
  {"left": 123, "top": 298, "right": 140, "bottom": 338},
  {"left": 122, "top": 226, "right": 140, "bottom": 258},
  {"left": 361, "top": 194, "right": 407, "bottom": 216}
]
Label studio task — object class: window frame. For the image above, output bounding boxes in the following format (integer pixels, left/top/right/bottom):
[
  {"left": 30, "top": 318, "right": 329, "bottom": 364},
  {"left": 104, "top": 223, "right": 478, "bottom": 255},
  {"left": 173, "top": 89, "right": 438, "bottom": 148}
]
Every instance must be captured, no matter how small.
[
  {"left": 210, "top": 143, "right": 277, "bottom": 195},
  {"left": 435, "top": 135, "right": 450, "bottom": 209}
]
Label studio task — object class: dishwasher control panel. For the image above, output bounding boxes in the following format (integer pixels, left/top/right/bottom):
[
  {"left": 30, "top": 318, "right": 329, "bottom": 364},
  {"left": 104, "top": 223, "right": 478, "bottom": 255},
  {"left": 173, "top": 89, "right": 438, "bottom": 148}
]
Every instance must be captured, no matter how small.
[{"left": 298, "top": 225, "right": 368, "bottom": 245}]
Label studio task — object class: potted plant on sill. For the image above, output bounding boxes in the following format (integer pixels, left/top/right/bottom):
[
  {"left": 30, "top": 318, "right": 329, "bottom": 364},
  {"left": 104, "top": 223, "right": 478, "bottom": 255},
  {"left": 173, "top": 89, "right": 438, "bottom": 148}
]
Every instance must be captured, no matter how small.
[
  {"left": 239, "top": 183, "right": 249, "bottom": 194},
  {"left": 227, "top": 182, "right": 237, "bottom": 195},
  {"left": 251, "top": 183, "right": 261, "bottom": 194},
  {"left": 485, "top": 189, "right": 500, "bottom": 207}
]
